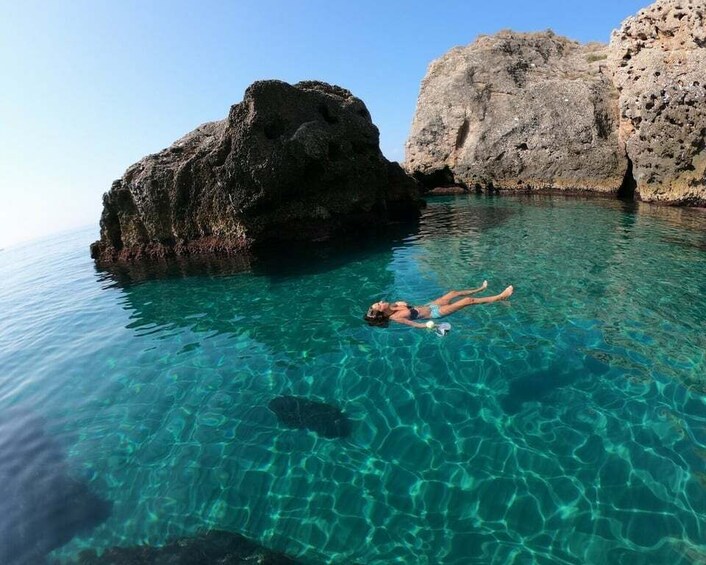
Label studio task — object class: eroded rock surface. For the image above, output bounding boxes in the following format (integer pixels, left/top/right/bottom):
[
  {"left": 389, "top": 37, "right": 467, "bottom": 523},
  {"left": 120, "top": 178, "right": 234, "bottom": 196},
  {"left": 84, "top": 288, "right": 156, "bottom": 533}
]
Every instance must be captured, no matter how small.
[
  {"left": 91, "top": 80, "right": 422, "bottom": 263},
  {"left": 405, "top": 31, "right": 627, "bottom": 193},
  {"left": 608, "top": 0, "right": 706, "bottom": 204}
]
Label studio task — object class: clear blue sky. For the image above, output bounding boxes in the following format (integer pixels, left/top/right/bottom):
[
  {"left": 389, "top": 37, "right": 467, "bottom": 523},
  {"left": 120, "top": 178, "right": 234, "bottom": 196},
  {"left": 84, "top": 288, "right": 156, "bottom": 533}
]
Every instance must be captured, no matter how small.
[{"left": 0, "top": 0, "right": 649, "bottom": 248}]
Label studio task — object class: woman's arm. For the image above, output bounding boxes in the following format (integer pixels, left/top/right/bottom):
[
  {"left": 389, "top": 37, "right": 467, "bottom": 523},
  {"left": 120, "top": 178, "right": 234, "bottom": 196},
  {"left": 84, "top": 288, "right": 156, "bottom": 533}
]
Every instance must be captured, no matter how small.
[{"left": 390, "top": 316, "right": 429, "bottom": 329}]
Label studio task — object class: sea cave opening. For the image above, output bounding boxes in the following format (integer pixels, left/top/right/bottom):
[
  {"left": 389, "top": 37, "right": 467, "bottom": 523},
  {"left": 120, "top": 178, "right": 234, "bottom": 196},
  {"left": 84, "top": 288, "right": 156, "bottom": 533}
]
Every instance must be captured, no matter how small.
[{"left": 618, "top": 157, "right": 637, "bottom": 200}]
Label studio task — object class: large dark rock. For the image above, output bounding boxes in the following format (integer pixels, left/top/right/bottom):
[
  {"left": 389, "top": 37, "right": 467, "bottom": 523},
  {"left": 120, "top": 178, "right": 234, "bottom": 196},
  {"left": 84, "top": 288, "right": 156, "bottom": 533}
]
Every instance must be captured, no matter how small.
[
  {"left": 268, "top": 396, "right": 352, "bottom": 439},
  {"left": 91, "top": 80, "right": 423, "bottom": 263},
  {"left": 0, "top": 410, "right": 112, "bottom": 564},
  {"left": 75, "top": 530, "right": 302, "bottom": 564}
]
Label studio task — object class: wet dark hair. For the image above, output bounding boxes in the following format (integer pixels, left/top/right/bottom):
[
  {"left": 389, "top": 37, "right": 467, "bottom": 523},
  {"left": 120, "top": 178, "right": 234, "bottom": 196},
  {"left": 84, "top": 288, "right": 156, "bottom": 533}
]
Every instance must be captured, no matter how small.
[{"left": 363, "top": 307, "right": 390, "bottom": 327}]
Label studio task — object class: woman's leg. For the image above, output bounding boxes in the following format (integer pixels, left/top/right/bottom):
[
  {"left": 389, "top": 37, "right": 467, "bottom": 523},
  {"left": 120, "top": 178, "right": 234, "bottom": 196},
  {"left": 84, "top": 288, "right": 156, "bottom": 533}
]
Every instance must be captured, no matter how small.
[
  {"left": 438, "top": 285, "right": 513, "bottom": 316},
  {"left": 431, "top": 281, "right": 489, "bottom": 305}
]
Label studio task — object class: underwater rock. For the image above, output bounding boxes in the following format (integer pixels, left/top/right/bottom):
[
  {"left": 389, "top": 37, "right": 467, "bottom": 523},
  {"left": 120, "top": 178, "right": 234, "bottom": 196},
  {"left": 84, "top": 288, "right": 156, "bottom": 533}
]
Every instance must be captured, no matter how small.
[
  {"left": 91, "top": 80, "right": 423, "bottom": 263},
  {"left": 75, "top": 530, "right": 302, "bottom": 564},
  {"left": 268, "top": 396, "right": 352, "bottom": 438},
  {"left": 500, "top": 367, "right": 581, "bottom": 415},
  {"left": 0, "top": 410, "right": 112, "bottom": 565},
  {"left": 405, "top": 31, "right": 626, "bottom": 194}
]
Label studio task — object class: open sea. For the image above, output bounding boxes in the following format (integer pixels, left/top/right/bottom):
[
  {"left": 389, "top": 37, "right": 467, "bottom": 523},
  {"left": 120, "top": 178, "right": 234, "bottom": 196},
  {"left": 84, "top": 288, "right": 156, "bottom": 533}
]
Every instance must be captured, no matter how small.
[{"left": 1, "top": 194, "right": 706, "bottom": 564}]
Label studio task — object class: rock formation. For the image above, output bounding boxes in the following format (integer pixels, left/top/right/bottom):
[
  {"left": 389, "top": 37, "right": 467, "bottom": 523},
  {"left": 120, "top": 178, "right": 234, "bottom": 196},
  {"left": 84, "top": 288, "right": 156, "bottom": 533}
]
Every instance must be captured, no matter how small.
[
  {"left": 608, "top": 0, "right": 706, "bottom": 205},
  {"left": 405, "top": 0, "right": 706, "bottom": 206},
  {"left": 405, "top": 31, "right": 627, "bottom": 194},
  {"left": 91, "top": 80, "right": 422, "bottom": 263}
]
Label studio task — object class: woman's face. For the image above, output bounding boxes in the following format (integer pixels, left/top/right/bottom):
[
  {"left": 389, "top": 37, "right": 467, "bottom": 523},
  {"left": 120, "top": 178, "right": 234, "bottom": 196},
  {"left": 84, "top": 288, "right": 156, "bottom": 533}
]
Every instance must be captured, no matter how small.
[{"left": 371, "top": 301, "right": 389, "bottom": 312}]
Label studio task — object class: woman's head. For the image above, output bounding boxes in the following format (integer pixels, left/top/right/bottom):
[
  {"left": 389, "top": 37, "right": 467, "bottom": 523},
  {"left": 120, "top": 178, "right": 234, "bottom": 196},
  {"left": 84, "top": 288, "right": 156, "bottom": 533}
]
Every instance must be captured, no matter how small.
[{"left": 364, "top": 301, "right": 390, "bottom": 327}]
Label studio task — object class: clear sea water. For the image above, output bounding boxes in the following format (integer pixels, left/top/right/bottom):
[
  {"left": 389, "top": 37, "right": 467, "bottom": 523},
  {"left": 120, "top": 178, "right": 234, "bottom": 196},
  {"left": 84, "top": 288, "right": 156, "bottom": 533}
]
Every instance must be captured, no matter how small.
[{"left": 1, "top": 195, "right": 706, "bottom": 564}]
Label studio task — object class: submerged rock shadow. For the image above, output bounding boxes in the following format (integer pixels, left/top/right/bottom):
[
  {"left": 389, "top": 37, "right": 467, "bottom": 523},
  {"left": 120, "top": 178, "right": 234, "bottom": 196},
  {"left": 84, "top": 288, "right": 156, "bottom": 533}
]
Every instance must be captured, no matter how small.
[
  {"left": 75, "top": 529, "right": 302, "bottom": 564},
  {"left": 268, "top": 396, "right": 352, "bottom": 439},
  {"left": 500, "top": 364, "right": 584, "bottom": 415},
  {"left": 0, "top": 409, "right": 112, "bottom": 564}
]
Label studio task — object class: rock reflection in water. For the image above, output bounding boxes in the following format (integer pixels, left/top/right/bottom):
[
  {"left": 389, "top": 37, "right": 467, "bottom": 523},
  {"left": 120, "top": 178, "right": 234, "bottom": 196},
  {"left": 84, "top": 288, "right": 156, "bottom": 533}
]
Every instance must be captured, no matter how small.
[{"left": 93, "top": 228, "right": 414, "bottom": 361}]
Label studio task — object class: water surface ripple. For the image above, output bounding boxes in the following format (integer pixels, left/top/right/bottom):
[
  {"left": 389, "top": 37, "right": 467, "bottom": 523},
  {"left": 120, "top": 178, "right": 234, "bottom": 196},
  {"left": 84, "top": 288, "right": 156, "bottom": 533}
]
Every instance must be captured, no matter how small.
[{"left": 1, "top": 196, "right": 706, "bottom": 564}]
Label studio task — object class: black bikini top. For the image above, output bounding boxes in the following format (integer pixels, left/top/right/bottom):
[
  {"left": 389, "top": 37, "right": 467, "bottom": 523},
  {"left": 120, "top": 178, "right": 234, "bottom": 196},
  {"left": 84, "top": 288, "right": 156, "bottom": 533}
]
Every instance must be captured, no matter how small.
[{"left": 409, "top": 307, "right": 420, "bottom": 320}]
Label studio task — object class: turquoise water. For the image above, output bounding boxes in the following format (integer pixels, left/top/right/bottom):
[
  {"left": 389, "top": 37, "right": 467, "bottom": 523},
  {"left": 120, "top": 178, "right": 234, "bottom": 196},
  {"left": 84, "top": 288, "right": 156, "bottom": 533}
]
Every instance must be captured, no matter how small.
[{"left": 1, "top": 195, "right": 706, "bottom": 564}]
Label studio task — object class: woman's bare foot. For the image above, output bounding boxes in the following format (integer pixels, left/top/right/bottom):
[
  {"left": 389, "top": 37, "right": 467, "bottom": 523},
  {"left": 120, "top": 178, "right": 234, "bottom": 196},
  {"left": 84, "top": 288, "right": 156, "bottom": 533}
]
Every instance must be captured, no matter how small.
[
  {"left": 499, "top": 285, "right": 513, "bottom": 299},
  {"left": 481, "top": 280, "right": 488, "bottom": 290}
]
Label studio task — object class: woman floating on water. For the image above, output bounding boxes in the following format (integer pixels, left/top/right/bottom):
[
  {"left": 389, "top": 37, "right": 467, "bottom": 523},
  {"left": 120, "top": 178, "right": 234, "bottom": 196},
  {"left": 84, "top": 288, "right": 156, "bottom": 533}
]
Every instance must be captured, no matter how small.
[{"left": 364, "top": 281, "right": 513, "bottom": 329}]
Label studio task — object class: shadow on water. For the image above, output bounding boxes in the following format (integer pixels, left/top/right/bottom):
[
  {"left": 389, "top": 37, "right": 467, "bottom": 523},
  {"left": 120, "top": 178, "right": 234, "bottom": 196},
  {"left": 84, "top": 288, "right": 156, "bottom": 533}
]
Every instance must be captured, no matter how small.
[
  {"left": 94, "top": 220, "right": 421, "bottom": 287},
  {"left": 0, "top": 409, "right": 112, "bottom": 564},
  {"left": 92, "top": 195, "right": 520, "bottom": 288},
  {"left": 89, "top": 198, "right": 519, "bottom": 357},
  {"left": 94, "top": 253, "right": 255, "bottom": 288},
  {"left": 91, "top": 224, "right": 425, "bottom": 359},
  {"left": 648, "top": 204, "right": 706, "bottom": 251},
  {"left": 606, "top": 197, "right": 706, "bottom": 251}
]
